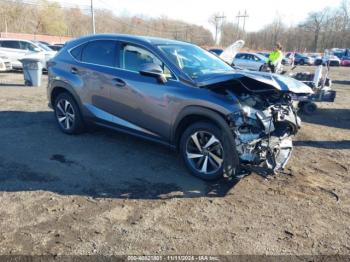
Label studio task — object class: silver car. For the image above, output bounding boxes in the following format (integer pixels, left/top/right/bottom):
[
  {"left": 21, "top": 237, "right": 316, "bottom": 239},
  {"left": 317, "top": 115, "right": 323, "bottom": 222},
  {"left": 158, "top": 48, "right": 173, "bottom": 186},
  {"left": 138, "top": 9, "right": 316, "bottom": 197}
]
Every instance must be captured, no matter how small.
[{"left": 233, "top": 52, "right": 268, "bottom": 71}]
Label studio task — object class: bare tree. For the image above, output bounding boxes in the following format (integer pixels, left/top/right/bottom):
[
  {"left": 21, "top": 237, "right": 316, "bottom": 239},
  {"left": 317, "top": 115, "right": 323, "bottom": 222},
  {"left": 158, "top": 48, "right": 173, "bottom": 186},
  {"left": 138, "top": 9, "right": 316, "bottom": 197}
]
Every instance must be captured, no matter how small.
[{"left": 300, "top": 9, "right": 328, "bottom": 51}]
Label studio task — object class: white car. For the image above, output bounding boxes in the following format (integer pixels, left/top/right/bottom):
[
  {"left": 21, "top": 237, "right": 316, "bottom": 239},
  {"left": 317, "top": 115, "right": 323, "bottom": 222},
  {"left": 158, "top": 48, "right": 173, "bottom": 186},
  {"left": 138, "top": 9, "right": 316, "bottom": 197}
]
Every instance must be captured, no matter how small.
[
  {"left": 0, "top": 39, "right": 57, "bottom": 69},
  {"left": 323, "top": 55, "right": 341, "bottom": 66},
  {"left": 233, "top": 52, "right": 268, "bottom": 71},
  {"left": 0, "top": 53, "right": 12, "bottom": 71}
]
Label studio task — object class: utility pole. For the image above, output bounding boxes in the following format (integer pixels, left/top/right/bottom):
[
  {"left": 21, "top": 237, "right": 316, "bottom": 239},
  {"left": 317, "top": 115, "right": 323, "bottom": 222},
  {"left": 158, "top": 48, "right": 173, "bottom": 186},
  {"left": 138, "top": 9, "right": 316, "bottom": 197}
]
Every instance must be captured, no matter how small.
[
  {"left": 91, "top": 0, "right": 96, "bottom": 34},
  {"left": 236, "top": 10, "right": 249, "bottom": 37},
  {"left": 5, "top": 16, "right": 8, "bottom": 37},
  {"left": 214, "top": 14, "right": 226, "bottom": 45}
]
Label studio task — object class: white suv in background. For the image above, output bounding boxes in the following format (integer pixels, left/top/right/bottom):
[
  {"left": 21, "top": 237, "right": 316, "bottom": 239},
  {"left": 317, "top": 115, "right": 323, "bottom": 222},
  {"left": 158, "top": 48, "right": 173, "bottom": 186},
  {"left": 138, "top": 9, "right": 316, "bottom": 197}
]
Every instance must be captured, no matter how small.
[
  {"left": 0, "top": 39, "right": 57, "bottom": 69},
  {"left": 0, "top": 53, "right": 12, "bottom": 72}
]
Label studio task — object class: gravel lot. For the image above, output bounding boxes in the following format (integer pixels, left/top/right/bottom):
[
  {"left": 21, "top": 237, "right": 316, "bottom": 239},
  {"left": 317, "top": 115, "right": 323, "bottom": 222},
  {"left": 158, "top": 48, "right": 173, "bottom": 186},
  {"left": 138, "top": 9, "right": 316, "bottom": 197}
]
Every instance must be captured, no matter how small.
[{"left": 0, "top": 67, "right": 349, "bottom": 256}]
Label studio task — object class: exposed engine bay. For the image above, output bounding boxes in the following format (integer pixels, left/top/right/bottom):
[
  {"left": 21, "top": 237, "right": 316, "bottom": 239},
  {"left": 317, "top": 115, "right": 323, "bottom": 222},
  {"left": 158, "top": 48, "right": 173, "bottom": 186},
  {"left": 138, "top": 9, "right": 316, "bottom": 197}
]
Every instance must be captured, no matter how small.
[
  {"left": 229, "top": 91, "right": 300, "bottom": 172},
  {"left": 200, "top": 72, "right": 309, "bottom": 173}
]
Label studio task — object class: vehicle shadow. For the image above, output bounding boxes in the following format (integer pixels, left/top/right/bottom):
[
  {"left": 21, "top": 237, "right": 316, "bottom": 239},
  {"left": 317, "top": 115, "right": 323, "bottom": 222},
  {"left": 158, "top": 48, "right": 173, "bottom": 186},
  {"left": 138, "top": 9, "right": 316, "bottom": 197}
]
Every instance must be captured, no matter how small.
[
  {"left": 300, "top": 108, "right": 350, "bottom": 129},
  {"left": 294, "top": 140, "right": 350, "bottom": 150},
  {"left": 333, "top": 80, "right": 350, "bottom": 85},
  {"left": 0, "top": 83, "right": 25, "bottom": 87},
  {"left": 0, "top": 111, "right": 240, "bottom": 200}
]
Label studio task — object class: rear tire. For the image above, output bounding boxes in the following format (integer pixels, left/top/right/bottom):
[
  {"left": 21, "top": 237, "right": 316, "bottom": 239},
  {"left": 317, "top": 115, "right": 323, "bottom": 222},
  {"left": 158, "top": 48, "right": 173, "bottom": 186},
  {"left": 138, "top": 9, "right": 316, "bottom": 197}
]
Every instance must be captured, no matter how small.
[
  {"left": 300, "top": 102, "right": 317, "bottom": 115},
  {"left": 54, "top": 92, "right": 85, "bottom": 134},
  {"left": 180, "top": 121, "right": 238, "bottom": 181}
]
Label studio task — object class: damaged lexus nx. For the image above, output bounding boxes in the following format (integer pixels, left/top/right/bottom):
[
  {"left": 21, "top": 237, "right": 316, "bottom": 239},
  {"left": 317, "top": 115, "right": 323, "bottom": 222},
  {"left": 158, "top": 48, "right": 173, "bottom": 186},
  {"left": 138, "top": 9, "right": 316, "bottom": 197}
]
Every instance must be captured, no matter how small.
[{"left": 47, "top": 34, "right": 313, "bottom": 181}]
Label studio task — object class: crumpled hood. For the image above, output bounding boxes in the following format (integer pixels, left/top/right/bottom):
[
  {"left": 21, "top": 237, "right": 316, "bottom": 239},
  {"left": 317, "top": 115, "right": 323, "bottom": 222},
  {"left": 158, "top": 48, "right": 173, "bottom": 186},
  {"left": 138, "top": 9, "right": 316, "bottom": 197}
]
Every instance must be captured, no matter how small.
[{"left": 197, "top": 70, "right": 314, "bottom": 94}]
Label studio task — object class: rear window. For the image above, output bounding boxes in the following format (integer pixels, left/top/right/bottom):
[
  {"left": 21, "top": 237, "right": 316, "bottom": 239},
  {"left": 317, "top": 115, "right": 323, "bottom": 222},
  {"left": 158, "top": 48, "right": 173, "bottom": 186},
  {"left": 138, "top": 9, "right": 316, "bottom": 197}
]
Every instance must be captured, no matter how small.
[{"left": 81, "top": 40, "right": 116, "bottom": 67}]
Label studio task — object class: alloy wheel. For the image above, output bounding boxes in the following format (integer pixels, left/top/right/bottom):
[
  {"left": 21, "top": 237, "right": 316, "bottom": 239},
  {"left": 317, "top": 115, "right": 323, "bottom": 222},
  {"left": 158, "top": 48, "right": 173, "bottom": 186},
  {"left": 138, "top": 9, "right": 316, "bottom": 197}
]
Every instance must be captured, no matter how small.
[
  {"left": 55, "top": 99, "right": 75, "bottom": 130},
  {"left": 185, "top": 131, "right": 224, "bottom": 175}
]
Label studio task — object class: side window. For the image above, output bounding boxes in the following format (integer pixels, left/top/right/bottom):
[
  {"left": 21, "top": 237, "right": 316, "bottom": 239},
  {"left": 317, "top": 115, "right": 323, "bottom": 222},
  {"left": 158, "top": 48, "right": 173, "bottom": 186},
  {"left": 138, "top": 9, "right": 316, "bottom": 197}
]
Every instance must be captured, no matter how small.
[
  {"left": 81, "top": 40, "right": 116, "bottom": 67},
  {"left": 241, "top": 54, "right": 248, "bottom": 60},
  {"left": 1, "top": 40, "right": 21, "bottom": 49},
  {"left": 235, "top": 54, "right": 242, "bottom": 59},
  {"left": 252, "top": 55, "right": 260, "bottom": 61},
  {"left": 70, "top": 44, "right": 85, "bottom": 61},
  {"left": 20, "top": 41, "right": 37, "bottom": 51},
  {"left": 120, "top": 44, "right": 172, "bottom": 78}
]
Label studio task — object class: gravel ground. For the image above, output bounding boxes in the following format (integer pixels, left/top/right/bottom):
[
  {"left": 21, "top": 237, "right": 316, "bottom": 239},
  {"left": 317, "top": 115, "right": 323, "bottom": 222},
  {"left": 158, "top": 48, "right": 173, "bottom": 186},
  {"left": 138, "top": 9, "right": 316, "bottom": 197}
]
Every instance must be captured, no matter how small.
[{"left": 0, "top": 67, "right": 349, "bottom": 256}]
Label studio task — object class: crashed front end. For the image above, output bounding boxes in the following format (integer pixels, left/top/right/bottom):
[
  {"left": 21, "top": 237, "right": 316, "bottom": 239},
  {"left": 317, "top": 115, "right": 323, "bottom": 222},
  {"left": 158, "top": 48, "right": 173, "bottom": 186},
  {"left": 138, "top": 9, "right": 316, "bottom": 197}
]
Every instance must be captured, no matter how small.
[
  {"left": 228, "top": 92, "right": 300, "bottom": 172},
  {"left": 200, "top": 71, "right": 313, "bottom": 173}
]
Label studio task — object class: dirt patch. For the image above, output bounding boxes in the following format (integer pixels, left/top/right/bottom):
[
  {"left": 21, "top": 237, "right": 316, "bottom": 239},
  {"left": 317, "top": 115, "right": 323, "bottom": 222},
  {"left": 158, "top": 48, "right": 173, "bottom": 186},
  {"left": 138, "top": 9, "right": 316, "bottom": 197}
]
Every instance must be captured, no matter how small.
[{"left": 0, "top": 67, "right": 349, "bottom": 255}]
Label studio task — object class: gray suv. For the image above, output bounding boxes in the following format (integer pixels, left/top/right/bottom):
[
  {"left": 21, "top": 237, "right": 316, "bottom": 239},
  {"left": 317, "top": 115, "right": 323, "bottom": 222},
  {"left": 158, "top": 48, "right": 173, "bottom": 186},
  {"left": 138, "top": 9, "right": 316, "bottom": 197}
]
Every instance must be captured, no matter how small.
[{"left": 48, "top": 34, "right": 313, "bottom": 181}]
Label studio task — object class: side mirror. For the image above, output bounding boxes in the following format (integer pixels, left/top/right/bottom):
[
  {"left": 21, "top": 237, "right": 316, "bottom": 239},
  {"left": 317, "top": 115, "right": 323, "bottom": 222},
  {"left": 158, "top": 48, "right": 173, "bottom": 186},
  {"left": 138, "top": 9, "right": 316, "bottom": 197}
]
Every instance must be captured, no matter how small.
[
  {"left": 33, "top": 47, "right": 41, "bottom": 52},
  {"left": 139, "top": 63, "right": 167, "bottom": 84}
]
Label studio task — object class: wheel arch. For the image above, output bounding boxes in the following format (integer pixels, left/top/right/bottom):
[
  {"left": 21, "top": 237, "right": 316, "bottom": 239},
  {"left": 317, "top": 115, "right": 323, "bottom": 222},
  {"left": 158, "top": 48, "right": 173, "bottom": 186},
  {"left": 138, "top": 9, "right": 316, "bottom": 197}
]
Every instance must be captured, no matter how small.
[
  {"left": 172, "top": 106, "right": 233, "bottom": 149},
  {"left": 50, "top": 80, "right": 83, "bottom": 111}
]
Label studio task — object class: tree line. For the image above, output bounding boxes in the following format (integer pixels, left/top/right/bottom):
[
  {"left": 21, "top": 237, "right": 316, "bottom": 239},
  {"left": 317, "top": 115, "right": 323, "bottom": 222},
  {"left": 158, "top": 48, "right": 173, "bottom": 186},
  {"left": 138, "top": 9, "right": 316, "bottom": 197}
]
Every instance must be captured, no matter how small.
[
  {"left": 0, "top": 0, "right": 214, "bottom": 46},
  {"left": 0, "top": 0, "right": 349, "bottom": 52},
  {"left": 243, "top": 0, "right": 350, "bottom": 52}
]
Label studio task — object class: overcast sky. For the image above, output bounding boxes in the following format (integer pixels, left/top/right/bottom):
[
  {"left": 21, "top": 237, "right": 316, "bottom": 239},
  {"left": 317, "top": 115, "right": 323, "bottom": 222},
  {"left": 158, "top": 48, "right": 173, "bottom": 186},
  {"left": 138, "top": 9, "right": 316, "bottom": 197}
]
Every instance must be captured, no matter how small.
[{"left": 60, "top": 0, "right": 342, "bottom": 32}]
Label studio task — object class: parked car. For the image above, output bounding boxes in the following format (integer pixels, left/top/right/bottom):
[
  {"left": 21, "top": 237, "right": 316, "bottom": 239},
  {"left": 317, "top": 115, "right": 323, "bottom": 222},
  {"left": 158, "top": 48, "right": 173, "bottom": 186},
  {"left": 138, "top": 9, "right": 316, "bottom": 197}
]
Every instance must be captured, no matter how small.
[
  {"left": 208, "top": 48, "right": 224, "bottom": 56},
  {"left": 325, "top": 55, "right": 341, "bottom": 66},
  {"left": 341, "top": 56, "right": 350, "bottom": 66},
  {"left": 286, "top": 53, "right": 314, "bottom": 65},
  {"left": 257, "top": 52, "right": 290, "bottom": 65},
  {"left": 314, "top": 55, "right": 341, "bottom": 66},
  {"left": 0, "top": 53, "right": 12, "bottom": 72},
  {"left": 48, "top": 45, "right": 63, "bottom": 51},
  {"left": 47, "top": 34, "right": 312, "bottom": 181},
  {"left": 0, "top": 39, "right": 57, "bottom": 69},
  {"left": 39, "top": 41, "right": 51, "bottom": 46},
  {"left": 233, "top": 52, "right": 267, "bottom": 71}
]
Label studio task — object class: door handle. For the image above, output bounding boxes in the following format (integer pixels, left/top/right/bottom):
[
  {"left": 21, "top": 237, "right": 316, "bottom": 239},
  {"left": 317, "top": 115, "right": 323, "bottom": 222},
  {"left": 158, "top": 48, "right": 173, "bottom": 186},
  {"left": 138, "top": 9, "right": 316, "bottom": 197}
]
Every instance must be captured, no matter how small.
[
  {"left": 71, "top": 67, "right": 79, "bottom": 74},
  {"left": 112, "top": 78, "right": 126, "bottom": 88}
]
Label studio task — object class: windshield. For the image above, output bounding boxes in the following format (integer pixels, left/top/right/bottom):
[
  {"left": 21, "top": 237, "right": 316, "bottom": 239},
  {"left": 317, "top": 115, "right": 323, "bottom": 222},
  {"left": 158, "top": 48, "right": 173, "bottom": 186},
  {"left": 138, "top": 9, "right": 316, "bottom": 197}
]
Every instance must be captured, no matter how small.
[
  {"left": 158, "top": 44, "right": 233, "bottom": 79},
  {"left": 36, "top": 42, "right": 53, "bottom": 51}
]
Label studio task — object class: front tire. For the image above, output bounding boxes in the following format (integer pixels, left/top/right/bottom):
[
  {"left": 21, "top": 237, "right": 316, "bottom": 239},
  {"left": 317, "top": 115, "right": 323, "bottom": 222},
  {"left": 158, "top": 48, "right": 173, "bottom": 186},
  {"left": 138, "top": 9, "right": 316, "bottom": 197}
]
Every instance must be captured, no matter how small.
[
  {"left": 180, "top": 121, "right": 237, "bottom": 181},
  {"left": 54, "top": 92, "right": 85, "bottom": 134}
]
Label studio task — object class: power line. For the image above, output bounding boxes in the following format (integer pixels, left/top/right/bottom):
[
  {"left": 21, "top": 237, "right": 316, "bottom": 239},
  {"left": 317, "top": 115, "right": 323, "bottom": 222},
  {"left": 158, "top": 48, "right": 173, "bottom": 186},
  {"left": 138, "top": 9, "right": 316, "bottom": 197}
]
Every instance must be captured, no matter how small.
[
  {"left": 0, "top": 0, "right": 210, "bottom": 41},
  {"left": 236, "top": 10, "right": 249, "bottom": 37},
  {"left": 97, "top": 0, "right": 193, "bottom": 34},
  {"left": 214, "top": 14, "right": 226, "bottom": 44}
]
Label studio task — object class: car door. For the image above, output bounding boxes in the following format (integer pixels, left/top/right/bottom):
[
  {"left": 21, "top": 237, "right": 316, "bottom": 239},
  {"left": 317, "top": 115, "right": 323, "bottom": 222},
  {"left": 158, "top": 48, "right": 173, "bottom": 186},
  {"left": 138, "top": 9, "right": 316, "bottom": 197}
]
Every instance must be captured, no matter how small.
[
  {"left": 252, "top": 54, "right": 263, "bottom": 70},
  {"left": 234, "top": 53, "right": 245, "bottom": 68},
  {"left": 0, "top": 40, "right": 27, "bottom": 67},
  {"left": 70, "top": 40, "right": 119, "bottom": 119},
  {"left": 243, "top": 54, "right": 255, "bottom": 70},
  {"left": 107, "top": 42, "right": 181, "bottom": 141}
]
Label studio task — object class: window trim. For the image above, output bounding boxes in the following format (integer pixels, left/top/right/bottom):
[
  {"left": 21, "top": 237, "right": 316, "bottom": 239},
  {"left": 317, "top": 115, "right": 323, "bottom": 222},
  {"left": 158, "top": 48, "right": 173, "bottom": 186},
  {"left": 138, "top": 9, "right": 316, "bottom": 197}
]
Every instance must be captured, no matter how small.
[
  {"left": 68, "top": 39, "right": 119, "bottom": 69},
  {"left": 81, "top": 40, "right": 118, "bottom": 68},
  {"left": 68, "top": 38, "right": 179, "bottom": 81},
  {"left": 118, "top": 41, "right": 177, "bottom": 81}
]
